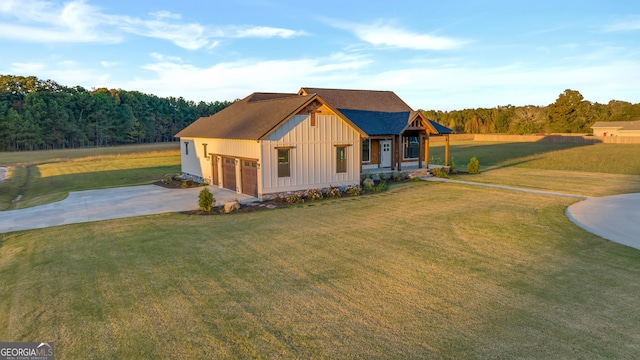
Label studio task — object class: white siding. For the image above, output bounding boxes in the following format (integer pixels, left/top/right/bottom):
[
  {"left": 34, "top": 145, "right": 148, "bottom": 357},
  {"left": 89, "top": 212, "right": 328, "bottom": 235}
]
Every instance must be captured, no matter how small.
[
  {"left": 179, "top": 137, "right": 259, "bottom": 185},
  {"left": 261, "top": 113, "right": 361, "bottom": 195}
]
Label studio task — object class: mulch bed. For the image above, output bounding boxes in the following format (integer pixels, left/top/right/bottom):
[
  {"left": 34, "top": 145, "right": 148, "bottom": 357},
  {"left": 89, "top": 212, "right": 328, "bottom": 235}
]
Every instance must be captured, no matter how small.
[{"left": 155, "top": 176, "right": 423, "bottom": 216}]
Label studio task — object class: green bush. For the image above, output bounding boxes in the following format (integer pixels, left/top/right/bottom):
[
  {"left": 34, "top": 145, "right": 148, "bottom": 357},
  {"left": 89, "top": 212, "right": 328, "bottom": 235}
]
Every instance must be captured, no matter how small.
[
  {"left": 304, "top": 189, "right": 323, "bottom": 201},
  {"left": 327, "top": 187, "right": 342, "bottom": 198},
  {"left": 345, "top": 185, "right": 363, "bottom": 196},
  {"left": 431, "top": 167, "right": 449, "bottom": 178},
  {"left": 468, "top": 156, "right": 480, "bottom": 174},
  {"left": 198, "top": 188, "right": 215, "bottom": 212},
  {"left": 285, "top": 194, "right": 303, "bottom": 204},
  {"left": 374, "top": 180, "right": 388, "bottom": 193}
]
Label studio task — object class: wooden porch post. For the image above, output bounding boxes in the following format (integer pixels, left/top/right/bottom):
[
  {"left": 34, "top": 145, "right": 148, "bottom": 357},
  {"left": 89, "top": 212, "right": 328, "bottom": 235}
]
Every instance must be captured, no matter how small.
[
  {"left": 418, "top": 134, "right": 424, "bottom": 169},
  {"left": 445, "top": 134, "right": 450, "bottom": 167},
  {"left": 396, "top": 135, "right": 402, "bottom": 171},
  {"left": 424, "top": 135, "right": 430, "bottom": 169}
]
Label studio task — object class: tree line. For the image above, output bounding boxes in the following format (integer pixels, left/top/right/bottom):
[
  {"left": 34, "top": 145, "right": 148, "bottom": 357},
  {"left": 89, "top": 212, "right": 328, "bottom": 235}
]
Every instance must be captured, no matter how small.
[
  {"left": 0, "top": 75, "right": 232, "bottom": 151},
  {"left": 2, "top": 75, "right": 640, "bottom": 152},
  {"left": 422, "top": 89, "right": 640, "bottom": 134}
]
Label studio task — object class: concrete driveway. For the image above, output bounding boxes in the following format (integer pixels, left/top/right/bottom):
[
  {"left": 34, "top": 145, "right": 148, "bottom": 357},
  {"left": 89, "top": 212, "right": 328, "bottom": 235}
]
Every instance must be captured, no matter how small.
[
  {"left": 0, "top": 185, "right": 257, "bottom": 234},
  {"left": 566, "top": 193, "right": 640, "bottom": 250}
]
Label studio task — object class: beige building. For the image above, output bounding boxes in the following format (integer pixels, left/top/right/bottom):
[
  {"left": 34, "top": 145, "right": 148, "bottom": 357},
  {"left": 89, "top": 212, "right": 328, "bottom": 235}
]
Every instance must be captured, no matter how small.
[
  {"left": 175, "top": 88, "right": 453, "bottom": 199},
  {"left": 591, "top": 120, "right": 640, "bottom": 137}
]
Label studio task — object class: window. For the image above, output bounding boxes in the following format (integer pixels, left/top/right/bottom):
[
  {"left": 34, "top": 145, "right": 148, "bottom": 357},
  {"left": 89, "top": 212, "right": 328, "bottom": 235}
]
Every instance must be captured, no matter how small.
[
  {"left": 277, "top": 149, "right": 290, "bottom": 177},
  {"left": 336, "top": 146, "right": 347, "bottom": 173},
  {"left": 403, "top": 136, "right": 419, "bottom": 159},
  {"left": 362, "top": 139, "right": 370, "bottom": 162},
  {"left": 184, "top": 141, "right": 189, "bottom": 155},
  {"left": 203, "top": 143, "right": 208, "bottom": 157}
]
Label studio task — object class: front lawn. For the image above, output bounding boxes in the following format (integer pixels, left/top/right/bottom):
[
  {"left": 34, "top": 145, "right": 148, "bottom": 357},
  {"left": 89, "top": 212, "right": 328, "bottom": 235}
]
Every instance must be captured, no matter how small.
[{"left": 1, "top": 182, "right": 639, "bottom": 358}]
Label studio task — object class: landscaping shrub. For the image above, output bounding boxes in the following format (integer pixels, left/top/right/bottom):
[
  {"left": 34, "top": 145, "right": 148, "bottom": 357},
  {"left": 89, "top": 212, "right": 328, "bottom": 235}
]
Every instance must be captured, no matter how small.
[
  {"left": 198, "top": 188, "right": 215, "bottom": 212},
  {"left": 327, "top": 186, "right": 342, "bottom": 198},
  {"left": 468, "top": 156, "right": 480, "bottom": 174},
  {"left": 449, "top": 158, "right": 458, "bottom": 174},
  {"left": 304, "top": 188, "right": 323, "bottom": 201},
  {"left": 431, "top": 167, "right": 449, "bottom": 178},
  {"left": 345, "top": 185, "right": 363, "bottom": 196},
  {"left": 374, "top": 180, "right": 388, "bottom": 193},
  {"left": 181, "top": 179, "right": 194, "bottom": 188},
  {"left": 285, "top": 194, "right": 303, "bottom": 204}
]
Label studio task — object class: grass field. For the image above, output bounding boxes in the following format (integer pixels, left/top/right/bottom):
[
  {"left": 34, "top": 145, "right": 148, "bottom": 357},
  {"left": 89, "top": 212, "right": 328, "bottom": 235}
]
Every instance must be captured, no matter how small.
[
  {"left": 428, "top": 141, "right": 640, "bottom": 196},
  {"left": 1, "top": 141, "right": 640, "bottom": 358},
  {"left": 1, "top": 183, "right": 640, "bottom": 358},
  {"left": 0, "top": 143, "right": 180, "bottom": 210}
]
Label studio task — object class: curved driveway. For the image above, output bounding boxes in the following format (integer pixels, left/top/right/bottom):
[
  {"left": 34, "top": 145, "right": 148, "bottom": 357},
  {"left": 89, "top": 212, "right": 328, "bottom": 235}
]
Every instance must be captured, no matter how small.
[
  {"left": 0, "top": 185, "right": 256, "bottom": 234},
  {"left": 566, "top": 193, "right": 640, "bottom": 250}
]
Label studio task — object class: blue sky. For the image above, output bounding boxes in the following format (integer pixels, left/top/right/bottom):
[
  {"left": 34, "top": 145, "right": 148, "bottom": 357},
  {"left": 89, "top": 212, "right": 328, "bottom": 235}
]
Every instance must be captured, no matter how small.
[{"left": 1, "top": 0, "right": 639, "bottom": 110}]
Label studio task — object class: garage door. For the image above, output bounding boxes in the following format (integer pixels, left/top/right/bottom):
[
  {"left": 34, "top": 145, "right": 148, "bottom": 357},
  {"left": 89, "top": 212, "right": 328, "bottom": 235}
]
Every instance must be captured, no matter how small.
[
  {"left": 242, "top": 160, "right": 258, "bottom": 197},
  {"left": 223, "top": 157, "right": 236, "bottom": 191},
  {"left": 211, "top": 156, "right": 219, "bottom": 185}
]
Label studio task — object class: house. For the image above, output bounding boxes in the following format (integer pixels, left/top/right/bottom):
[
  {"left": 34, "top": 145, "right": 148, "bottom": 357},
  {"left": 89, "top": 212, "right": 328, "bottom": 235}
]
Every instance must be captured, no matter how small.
[
  {"left": 591, "top": 120, "right": 640, "bottom": 137},
  {"left": 175, "top": 88, "right": 453, "bottom": 199}
]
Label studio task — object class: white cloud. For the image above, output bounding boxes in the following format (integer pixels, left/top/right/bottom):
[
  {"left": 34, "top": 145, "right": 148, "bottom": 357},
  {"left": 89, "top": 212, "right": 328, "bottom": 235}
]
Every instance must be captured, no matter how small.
[
  {"left": 123, "top": 54, "right": 371, "bottom": 101},
  {"left": 101, "top": 61, "right": 119, "bottom": 68},
  {"left": 232, "top": 26, "right": 308, "bottom": 38},
  {"left": 10, "top": 62, "right": 46, "bottom": 73},
  {"left": 149, "top": 53, "right": 183, "bottom": 62},
  {"left": 603, "top": 16, "right": 640, "bottom": 32},
  {"left": 8, "top": 60, "right": 111, "bottom": 87},
  {"left": 150, "top": 10, "right": 181, "bottom": 20},
  {"left": 118, "top": 15, "right": 212, "bottom": 50},
  {"left": 0, "top": 0, "right": 306, "bottom": 49},
  {"left": 0, "top": 0, "right": 120, "bottom": 43},
  {"left": 332, "top": 20, "right": 465, "bottom": 50}
]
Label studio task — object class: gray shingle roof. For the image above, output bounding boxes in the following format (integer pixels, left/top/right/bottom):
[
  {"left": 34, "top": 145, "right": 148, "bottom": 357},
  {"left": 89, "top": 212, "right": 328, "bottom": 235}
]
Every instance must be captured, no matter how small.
[
  {"left": 427, "top": 119, "right": 455, "bottom": 134},
  {"left": 338, "top": 109, "right": 409, "bottom": 135},
  {"left": 338, "top": 109, "right": 454, "bottom": 136}
]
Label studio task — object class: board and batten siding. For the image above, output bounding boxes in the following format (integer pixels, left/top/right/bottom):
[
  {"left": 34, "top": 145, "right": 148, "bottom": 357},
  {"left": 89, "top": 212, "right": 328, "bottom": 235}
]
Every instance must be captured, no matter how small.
[
  {"left": 260, "top": 113, "right": 362, "bottom": 195},
  {"left": 180, "top": 137, "right": 259, "bottom": 185}
]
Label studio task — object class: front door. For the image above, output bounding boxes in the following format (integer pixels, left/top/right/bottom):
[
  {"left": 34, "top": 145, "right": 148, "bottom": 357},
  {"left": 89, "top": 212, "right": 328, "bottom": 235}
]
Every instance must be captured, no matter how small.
[{"left": 380, "top": 140, "right": 392, "bottom": 168}]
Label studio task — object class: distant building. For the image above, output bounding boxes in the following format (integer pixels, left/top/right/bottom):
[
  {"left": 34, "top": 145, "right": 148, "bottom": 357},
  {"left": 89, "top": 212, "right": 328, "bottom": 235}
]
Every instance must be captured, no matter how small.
[{"left": 591, "top": 120, "right": 640, "bottom": 137}]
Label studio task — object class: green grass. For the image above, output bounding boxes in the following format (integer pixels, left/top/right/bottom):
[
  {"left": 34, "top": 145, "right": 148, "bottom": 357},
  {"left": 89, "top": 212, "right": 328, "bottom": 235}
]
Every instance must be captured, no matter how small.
[
  {"left": 0, "top": 143, "right": 180, "bottom": 167},
  {"left": 0, "top": 143, "right": 180, "bottom": 210},
  {"left": 432, "top": 141, "right": 640, "bottom": 175},
  {"left": 1, "top": 183, "right": 640, "bottom": 358},
  {"left": 427, "top": 141, "right": 640, "bottom": 196},
  {"left": 2, "top": 141, "right": 640, "bottom": 358}
]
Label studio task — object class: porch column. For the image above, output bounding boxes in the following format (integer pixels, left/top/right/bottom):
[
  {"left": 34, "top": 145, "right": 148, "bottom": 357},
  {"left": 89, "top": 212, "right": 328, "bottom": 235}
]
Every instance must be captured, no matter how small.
[
  {"left": 418, "top": 135, "right": 424, "bottom": 169},
  {"left": 395, "top": 135, "right": 401, "bottom": 171},
  {"left": 424, "top": 135, "right": 430, "bottom": 169},
  {"left": 445, "top": 134, "right": 450, "bottom": 167}
]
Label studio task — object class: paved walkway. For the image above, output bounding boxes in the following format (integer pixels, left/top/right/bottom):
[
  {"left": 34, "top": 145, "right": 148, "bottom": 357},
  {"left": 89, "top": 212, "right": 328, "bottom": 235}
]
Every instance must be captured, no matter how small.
[
  {"left": 425, "top": 177, "right": 640, "bottom": 250},
  {"left": 0, "top": 185, "right": 256, "bottom": 234},
  {"left": 565, "top": 193, "right": 640, "bottom": 250}
]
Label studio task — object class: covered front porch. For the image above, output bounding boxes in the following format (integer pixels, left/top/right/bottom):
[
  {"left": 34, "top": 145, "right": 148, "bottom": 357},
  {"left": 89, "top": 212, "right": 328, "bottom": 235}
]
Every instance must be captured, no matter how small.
[{"left": 361, "top": 132, "right": 453, "bottom": 172}]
